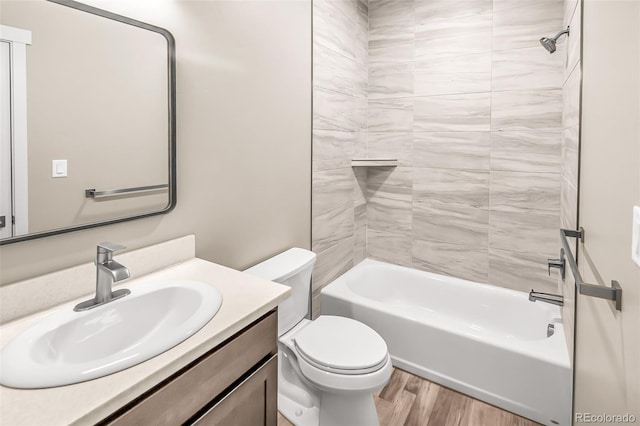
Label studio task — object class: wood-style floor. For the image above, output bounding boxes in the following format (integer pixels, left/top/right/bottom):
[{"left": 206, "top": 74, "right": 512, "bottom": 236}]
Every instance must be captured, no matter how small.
[{"left": 277, "top": 367, "right": 541, "bottom": 426}]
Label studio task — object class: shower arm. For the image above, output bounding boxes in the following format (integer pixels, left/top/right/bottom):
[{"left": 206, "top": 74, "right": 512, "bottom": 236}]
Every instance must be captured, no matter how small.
[{"left": 551, "top": 27, "right": 570, "bottom": 41}]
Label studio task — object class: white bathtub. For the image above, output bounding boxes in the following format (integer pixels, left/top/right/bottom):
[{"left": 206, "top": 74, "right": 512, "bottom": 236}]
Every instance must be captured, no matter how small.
[{"left": 320, "top": 259, "right": 572, "bottom": 426}]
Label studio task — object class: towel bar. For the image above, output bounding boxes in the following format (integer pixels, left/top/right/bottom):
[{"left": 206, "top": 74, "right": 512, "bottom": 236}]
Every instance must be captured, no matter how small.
[
  {"left": 560, "top": 227, "right": 622, "bottom": 311},
  {"left": 85, "top": 184, "right": 168, "bottom": 199}
]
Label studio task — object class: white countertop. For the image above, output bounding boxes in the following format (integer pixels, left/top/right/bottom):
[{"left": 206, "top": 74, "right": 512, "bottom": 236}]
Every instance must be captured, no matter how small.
[{"left": 0, "top": 257, "right": 290, "bottom": 426}]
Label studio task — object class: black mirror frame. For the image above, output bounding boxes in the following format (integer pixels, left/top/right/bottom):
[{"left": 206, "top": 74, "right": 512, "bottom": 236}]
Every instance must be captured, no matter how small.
[{"left": 1, "top": 0, "right": 177, "bottom": 245}]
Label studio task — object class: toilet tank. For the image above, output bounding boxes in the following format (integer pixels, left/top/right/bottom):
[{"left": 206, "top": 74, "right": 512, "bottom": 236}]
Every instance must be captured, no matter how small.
[{"left": 244, "top": 248, "right": 316, "bottom": 336}]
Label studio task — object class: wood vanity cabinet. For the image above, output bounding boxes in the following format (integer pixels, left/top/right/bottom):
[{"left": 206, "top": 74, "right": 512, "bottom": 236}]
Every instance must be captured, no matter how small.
[{"left": 102, "top": 310, "right": 278, "bottom": 426}]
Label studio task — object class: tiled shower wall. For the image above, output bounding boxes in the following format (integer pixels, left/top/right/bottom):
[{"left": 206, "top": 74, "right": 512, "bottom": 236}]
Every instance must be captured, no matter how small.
[
  {"left": 365, "top": 0, "right": 566, "bottom": 291},
  {"left": 311, "top": 0, "right": 368, "bottom": 317},
  {"left": 312, "top": 0, "right": 571, "bottom": 315},
  {"left": 560, "top": 0, "right": 582, "bottom": 361}
]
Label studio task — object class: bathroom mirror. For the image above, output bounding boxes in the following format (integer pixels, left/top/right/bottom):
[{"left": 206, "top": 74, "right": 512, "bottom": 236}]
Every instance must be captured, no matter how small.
[{"left": 0, "top": 0, "right": 176, "bottom": 245}]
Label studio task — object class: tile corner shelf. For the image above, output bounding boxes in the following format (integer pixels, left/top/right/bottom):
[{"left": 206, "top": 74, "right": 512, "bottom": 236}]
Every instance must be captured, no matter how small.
[{"left": 351, "top": 159, "right": 398, "bottom": 167}]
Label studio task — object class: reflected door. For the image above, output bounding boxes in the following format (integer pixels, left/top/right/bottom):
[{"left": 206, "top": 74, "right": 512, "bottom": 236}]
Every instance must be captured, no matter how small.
[{"left": 0, "top": 40, "right": 12, "bottom": 239}]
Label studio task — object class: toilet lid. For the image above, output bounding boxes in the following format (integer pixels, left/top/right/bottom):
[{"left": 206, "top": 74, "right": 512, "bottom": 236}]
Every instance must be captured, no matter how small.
[{"left": 293, "top": 316, "right": 388, "bottom": 373}]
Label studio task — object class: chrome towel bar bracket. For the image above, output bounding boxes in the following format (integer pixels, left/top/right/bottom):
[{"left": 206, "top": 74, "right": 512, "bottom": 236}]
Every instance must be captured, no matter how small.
[{"left": 560, "top": 227, "right": 623, "bottom": 311}]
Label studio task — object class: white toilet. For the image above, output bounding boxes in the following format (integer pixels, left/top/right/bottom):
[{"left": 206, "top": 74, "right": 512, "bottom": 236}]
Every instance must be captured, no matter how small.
[{"left": 245, "top": 248, "right": 392, "bottom": 426}]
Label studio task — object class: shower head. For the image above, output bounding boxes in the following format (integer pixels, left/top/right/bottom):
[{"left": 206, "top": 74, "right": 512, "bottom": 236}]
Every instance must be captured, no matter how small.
[
  {"left": 539, "top": 37, "right": 557, "bottom": 53},
  {"left": 539, "top": 27, "right": 570, "bottom": 54}
]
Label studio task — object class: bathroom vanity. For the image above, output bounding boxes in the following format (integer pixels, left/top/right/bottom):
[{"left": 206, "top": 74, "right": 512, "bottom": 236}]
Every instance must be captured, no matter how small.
[
  {"left": 0, "top": 236, "right": 289, "bottom": 425},
  {"left": 104, "top": 311, "right": 278, "bottom": 425}
]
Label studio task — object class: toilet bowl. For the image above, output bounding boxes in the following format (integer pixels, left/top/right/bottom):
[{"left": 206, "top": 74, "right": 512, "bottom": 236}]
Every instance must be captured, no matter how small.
[{"left": 245, "top": 248, "right": 392, "bottom": 426}]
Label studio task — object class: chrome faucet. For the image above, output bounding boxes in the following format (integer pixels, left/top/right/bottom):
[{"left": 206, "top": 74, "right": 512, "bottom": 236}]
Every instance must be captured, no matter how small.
[
  {"left": 74, "top": 242, "right": 131, "bottom": 311},
  {"left": 529, "top": 290, "right": 564, "bottom": 306}
]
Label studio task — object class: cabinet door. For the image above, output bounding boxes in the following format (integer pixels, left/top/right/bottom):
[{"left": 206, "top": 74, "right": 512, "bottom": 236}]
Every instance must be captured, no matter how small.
[{"left": 193, "top": 354, "right": 277, "bottom": 426}]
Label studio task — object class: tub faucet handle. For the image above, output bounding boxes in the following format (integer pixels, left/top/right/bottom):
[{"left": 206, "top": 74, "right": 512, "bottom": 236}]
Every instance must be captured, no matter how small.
[{"left": 547, "top": 248, "right": 566, "bottom": 280}]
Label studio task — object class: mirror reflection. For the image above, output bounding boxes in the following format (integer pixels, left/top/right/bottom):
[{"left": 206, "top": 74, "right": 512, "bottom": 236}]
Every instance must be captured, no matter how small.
[{"left": 0, "top": 0, "right": 174, "bottom": 244}]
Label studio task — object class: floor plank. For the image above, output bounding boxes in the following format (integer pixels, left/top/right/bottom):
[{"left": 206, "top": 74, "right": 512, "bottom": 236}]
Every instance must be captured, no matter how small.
[
  {"left": 404, "top": 380, "right": 439, "bottom": 426},
  {"left": 278, "top": 367, "right": 541, "bottom": 426}
]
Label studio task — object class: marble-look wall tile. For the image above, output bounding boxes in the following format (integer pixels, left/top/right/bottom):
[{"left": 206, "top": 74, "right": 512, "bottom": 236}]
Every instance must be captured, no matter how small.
[
  {"left": 312, "top": 236, "right": 354, "bottom": 292},
  {"left": 491, "top": 89, "right": 562, "bottom": 131},
  {"left": 414, "top": 53, "right": 491, "bottom": 96},
  {"left": 493, "top": 1, "right": 565, "bottom": 51},
  {"left": 565, "top": 0, "right": 581, "bottom": 78},
  {"left": 367, "top": 167, "right": 413, "bottom": 235},
  {"left": 314, "top": 86, "right": 356, "bottom": 131},
  {"left": 368, "top": 228, "right": 412, "bottom": 267},
  {"left": 412, "top": 238, "right": 489, "bottom": 283},
  {"left": 355, "top": 131, "right": 367, "bottom": 158},
  {"left": 413, "top": 201, "right": 489, "bottom": 247},
  {"left": 311, "top": 0, "right": 366, "bottom": 318},
  {"left": 490, "top": 171, "right": 561, "bottom": 215},
  {"left": 489, "top": 248, "right": 558, "bottom": 293},
  {"left": 492, "top": 46, "right": 564, "bottom": 92},
  {"left": 415, "top": 13, "right": 492, "bottom": 61},
  {"left": 413, "top": 168, "right": 490, "bottom": 209},
  {"left": 369, "top": 0, "right": 414, "bottom": 64},
  {"left": 313, "top": 130, "right": 356, "bottom": 171},
  {"left": 368, "top": 39, "right": 414, "bottom": 64},
  {"left": 314, "top": 41, "right": 357, "bottom": 96},
  {"left": 368, "top": 98, "right": 413, "bottom": 132},
  {"left": 564, "top": 0, "right": 579, "bottom": 26},
  {"left": 355, "top": 97, "right": 368, "bottom": 131},
  {"left": 312, "top": 202, "right": 355, "bottom": 254},
  {"left": 367, "top": 132, "right": 414, "bottom": 166},
  {"left": 560, "top": 176, "right": 578, "bottom": 230},
  {"left": 369, "top": 0, "right": 413, "bottom": 29},
  {"left": 414, "top": 92, "right": 491, "bottom": 132},
  {"left": 413, "top": 132, "right": 491, "bottom": 170},
  {"left": 413, "top": 168, "right": 489, "bottom": 247},
  {"left": 354, "top": 64, "right": 369, "bottom": 100},
  {"left": 562, "top": 65, "right": 581, "bottom": 128},
  {"left": 311, "top": 0, "right": 567, "bottom": 296},
  {"left": 354, "top": 203, "right": 367, "bottom": 264},
  {"left": 313, "top": 0, "right": 356, "bottom": 60},
  {"left": 490, "top": 131, "right": 561, "bottom": 174},
  {"left": 489, "top": 210, "right": 559, "bottom": 255},
  {"left": 414, "top": 0, "right": 492, "bottom": 22},
  {"left": 312, "top": 290, "right": 322, "bottom": 319},
  {"left": 355, "top": 0, "right": 369, "bottom": 65},
  {"left": 312, "top": 167, "right": 354, "bottom": 213},
  {"left": 369, "top": 62, "right": 414, "bottom": 99},
  {"left": 494, "top": 0, "right": 543, "bottom": 12},
  {"left": 354, "top": 166, "right": 368, "bottom": 207},
  {"left": 561, "top": 125, "right": 579, "bottom": 187},
  {"left": 355, "top": 25, "right": 368, "bottom": 67}
]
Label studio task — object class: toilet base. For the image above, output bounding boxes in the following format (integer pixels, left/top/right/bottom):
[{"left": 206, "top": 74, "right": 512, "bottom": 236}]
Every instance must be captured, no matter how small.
[
  {"left": 279, "top": 393, "right": 319, "bottom": 426},
  {"left": 319, "top": 393, "right": 379, "bottom": 426},
  {"left": 279, "top": 390, "right": 380, "bottom": 426}
]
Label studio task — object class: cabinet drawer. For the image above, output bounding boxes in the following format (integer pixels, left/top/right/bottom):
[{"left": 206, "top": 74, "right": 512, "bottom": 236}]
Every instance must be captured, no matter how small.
[
  {"left": 193, "top": 354, "right": 277, "bottom": 426},
  {"left": 107, "top": 311, "right": 277, "bottom": 426}
]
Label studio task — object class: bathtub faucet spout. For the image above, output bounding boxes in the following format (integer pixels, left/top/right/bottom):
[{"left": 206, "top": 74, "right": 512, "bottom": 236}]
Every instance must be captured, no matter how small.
[{"left": 529, "top": 290, "right": 564, "bottom": 306}]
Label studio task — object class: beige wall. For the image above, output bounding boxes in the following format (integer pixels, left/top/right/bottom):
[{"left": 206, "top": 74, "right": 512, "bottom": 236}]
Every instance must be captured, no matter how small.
[
  {"left": 0, "top": 0, "right": 311, "bottom": 285},
  {"left": 574, "top": 0, "right": 640, "bottom": 421}
]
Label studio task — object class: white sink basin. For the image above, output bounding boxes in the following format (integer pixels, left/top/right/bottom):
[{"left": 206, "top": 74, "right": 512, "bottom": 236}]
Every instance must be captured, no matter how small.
[{"left": 0, "top": 280, "right": 222, "bottom": 389}]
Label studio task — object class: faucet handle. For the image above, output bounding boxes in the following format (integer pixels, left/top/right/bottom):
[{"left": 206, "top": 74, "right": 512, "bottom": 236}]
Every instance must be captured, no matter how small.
[{"left": 97, "top": 242, "right": 126, "bottom": 254}]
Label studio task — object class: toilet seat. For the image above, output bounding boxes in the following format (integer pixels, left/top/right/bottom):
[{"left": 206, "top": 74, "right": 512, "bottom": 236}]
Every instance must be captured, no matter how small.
[{"left": 293, "top": 316, "right": 389, "bottom": 375}]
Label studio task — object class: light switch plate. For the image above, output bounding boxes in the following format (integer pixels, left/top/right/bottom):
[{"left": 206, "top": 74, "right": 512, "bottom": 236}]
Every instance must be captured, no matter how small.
[
  {"left": 633, "top": 206, "right": 640, "bottom": 267},
  {"left": 52, "top": 159, "right": 67, "bottom": 178}
]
